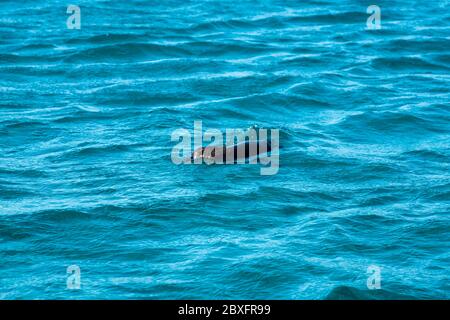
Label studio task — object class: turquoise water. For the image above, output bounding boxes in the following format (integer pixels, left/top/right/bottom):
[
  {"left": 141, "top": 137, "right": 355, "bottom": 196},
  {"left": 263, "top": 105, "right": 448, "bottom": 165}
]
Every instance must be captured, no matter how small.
[{"left": 0, "top": 0, "right": 449, "bottom": 299}]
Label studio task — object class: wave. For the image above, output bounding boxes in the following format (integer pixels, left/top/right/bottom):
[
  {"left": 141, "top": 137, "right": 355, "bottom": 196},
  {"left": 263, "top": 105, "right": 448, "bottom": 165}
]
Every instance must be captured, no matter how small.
[
  {"left": 63, "top": 42, "right": 191, "bottom": 62},
  {"left": 325, "top": 286, "right": 418, "bottom": 300},
  {"left": 371, "top": 56, "right": 450, "bottom": 72}
]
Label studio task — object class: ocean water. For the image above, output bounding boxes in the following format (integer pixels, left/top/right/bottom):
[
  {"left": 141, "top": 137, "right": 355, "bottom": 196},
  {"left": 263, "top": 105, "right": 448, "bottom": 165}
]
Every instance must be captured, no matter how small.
[{"left": 0, "top": 0, "right": 449, "bottom": 299}]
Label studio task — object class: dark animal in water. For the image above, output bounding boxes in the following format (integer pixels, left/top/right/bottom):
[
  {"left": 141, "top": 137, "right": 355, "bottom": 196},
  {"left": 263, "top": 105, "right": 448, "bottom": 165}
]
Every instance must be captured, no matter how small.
[{"left": 191, "top": 141, "right": 272, "bottom": 163}]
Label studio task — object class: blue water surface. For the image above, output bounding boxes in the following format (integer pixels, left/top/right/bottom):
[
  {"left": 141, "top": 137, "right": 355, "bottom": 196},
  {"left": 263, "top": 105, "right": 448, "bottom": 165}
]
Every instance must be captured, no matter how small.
[{"left": 0, "top": 0, "right": 449, "bottom": 299}]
